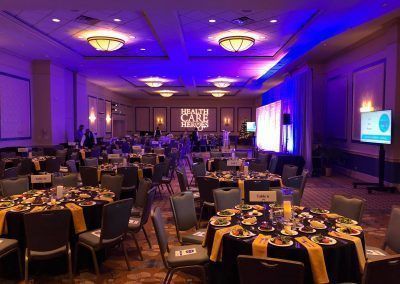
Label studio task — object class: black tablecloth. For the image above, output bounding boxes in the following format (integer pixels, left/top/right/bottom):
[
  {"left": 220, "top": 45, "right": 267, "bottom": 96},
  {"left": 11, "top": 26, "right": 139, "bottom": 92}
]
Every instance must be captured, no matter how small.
[{"left": 204, "top": 212, "right": 364, "bottom": 284}]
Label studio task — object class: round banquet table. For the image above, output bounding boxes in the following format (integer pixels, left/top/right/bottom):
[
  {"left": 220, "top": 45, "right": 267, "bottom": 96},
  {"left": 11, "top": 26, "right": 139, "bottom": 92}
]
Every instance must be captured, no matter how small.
[{"left": 204, "top": 207, "right": 365, "bottom": 284}]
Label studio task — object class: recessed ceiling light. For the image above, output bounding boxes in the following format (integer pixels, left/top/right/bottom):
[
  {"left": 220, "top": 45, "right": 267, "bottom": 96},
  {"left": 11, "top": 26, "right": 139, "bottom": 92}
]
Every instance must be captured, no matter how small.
[
  {"left": 113, "top": 18, "right": 121, "bottom": 22},
  {"left": 208, "top": 36, "right": 214, "bottom": 39},
  {"left": 209, "top": 19, "right": 216, "bottom": 23},
  {"left": 270, "top": 19, "right": 278, "bottom": 23},
  {"left": 129, "top": 35, "right": 135, "bottom": 39},
  {"left": 140, "top": 48, "right": 146, "bottom": 51},
  {"left": 52, "top": 18, "right": 61, "bottom": 23},
  {"left": 207, "top": 48, "right": 212, "bottom": 52},
  {"left": 78, "top": 35, "right": 84, "bottom": 39},
  {"left": 259, "top": 36, "right": 266, "bottom": 39}
]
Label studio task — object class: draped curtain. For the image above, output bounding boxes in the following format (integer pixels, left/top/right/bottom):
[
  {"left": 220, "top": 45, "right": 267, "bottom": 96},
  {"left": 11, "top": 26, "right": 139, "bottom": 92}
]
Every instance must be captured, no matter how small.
[{"left": 261, "top": 66, "right": 313, "bottom": 170}]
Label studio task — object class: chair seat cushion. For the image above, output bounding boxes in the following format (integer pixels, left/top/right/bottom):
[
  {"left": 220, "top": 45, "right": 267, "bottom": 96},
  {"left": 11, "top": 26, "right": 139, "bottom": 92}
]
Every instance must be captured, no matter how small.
[
  {"left": 203, "top": 201, "right": 214, "bottom": 207},
  {"left": 181, "top": 229, "right": 207, "bottom": 244},
  {"left": 366, "top": 246, "right": 388, "bottom": 260},
  {"left": 167, "top": 244, "right": 209, "bottom": 267},
  {"left": 128, "top": 217, "right": 141, "bottom": 231},
  {"left": 131, "top": 206, "right": 142, "bottom": 217},
  {"left": 79, "top": 229, "right": 121, "bottom": 248},
  {"left": 0, "top": 238, "right": 18, "bottom": 254},
  {"left": 30, "top": 246, "right": 67, "bottom": 258}
]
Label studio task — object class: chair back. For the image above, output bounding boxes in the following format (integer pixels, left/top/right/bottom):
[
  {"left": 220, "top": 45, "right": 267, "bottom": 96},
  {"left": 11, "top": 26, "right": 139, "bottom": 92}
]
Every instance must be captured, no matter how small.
[
  {"left": 112, "top": 149, "right": 123, "bottom": 155},
  {"left": 84, "top": 157, "right": 98, "bottom": 167},
  {"left": 79, "top": 166, "right": 99, "bottom": 187},
  {"left": 213, "top": 187, "right": 241, "bottom": 211},
  {"left": 330, "top": 194, "right": 365, "bottom": 222},
  {"left": 18, "top": 158, "right": 32, "bottom": 175},
  {"left": 1, "top": 176, "right": 29, "bottom": 196},
  {"left": 4, "top": 166, "right": 19, "bottom": 179},
  {"left": 45, "top": 157, "right": 61, "bottom": 173},
  {"left": 215, "top": 159, "right": 228, "bottom": 171},
  {"left": 170, "top": 192, "right": 197, "bottom": 231},
  {"left": 66, "top": 160, "right": 78, "bottom": 173},
  {"left": 152, "top": 163, "right": 165, "bottom": 184},
  {"left": 117, "top": 166, "right": 138, "bottom": 188},
  {"left": 101, "top": 174, "right": 124, "bottom": 200},
  {"left": 210, "top": 151, "right": 222, "bottom": 158},
  {"left": 176, "top": 169, "right": 187, "bottom": 192},
  {"left": 244, "top": 179, "right": 270, "bottom": 203},
  {"left": 385, "top": 207, "right": 400, "bottom": 253},
  {"left": 154, "top": 148, "right": 164, "bottom": 155},
  {"left": 362, "top": 254, "right": 400, "bottom": 284},
  {"left": 282, "top": 164, "right": 298, "bottom": 184},
  {"left": 101, "top": 198, "right": 133, "bottom": 243},
  {"left": 286, "top": 170, "right": 308, "bottom": 198},
  {"left": 140, "top": 187, "right": 156, "bottom": 226},
  {"left": 24, "top": 209, "right": 71, "bottom": 253},
  {"left": 248, "top": 161, "right": 268, "bottom": 172},
  {"left": 151, "top": 207, "right": 169, "bottom": 266},
  {"left": 142, "top": 154, "right": 157, "bottom": 165},
  {"left": 55, "top": 149, "right": 68, "bottom": 165},
  {"left": 268, "top": 156, "right": 278, "bottom": 173},
  {"left": 0, "top": 160, "right": 5, "bottom": 179},
  {"left": 237, "top": 255, "right": 304, "bottom": 284},
  {"left": 52, "top": 173, "right": 78, "bottom": 187},
  {"left": 197, "top": 176, "right": 219, "bottom": 203},
  {"left": 192, "top": 162, "right": 206, "bottom": 178},
  {"left": 109, "top": 157, "right": 123, "bottom": 164},
  {"left": 235, "top": 151, "right": 248, "bottom": 159},
  {"left": 135, "top": 178, "right": 152, "bottom": 208}
]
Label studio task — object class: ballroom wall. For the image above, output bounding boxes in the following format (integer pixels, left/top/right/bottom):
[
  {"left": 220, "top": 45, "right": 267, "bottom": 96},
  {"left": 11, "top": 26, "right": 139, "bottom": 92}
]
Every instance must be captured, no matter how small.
[{"left": 314, "top": 23, "right": 400, "bottom": 183}]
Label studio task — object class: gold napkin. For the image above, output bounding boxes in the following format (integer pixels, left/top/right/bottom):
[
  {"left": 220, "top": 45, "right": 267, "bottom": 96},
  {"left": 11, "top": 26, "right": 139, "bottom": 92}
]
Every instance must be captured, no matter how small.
[
  {"left": 138, "top": 168, "right": 144, "bottom": 180},
  {"left": 94, "top": 196, "right": 113, "bottom": 203},
  {"left": 65, "top": 203, "right": 87, "bottom": 234},
  {"left": 0, "top": 206, "right": 18, "bottom": 235},
  {"left": 156, "top": 156, "right": 160, "bottom": 164},
  {"left": 252, "top": 234, "right": 271, "bottom": 257},
  {"left": 30, "top": 206, "right": 45, "bottom": 212},
  {"left": 33, "top": 160, "right": 41, "bottom": 171},
  {"left": 325, "top": 213, "right": 342, "bottom": 219},
  {"left": 295, "top": 236, "right": 329, "bottom": 284},
  {"left": 238, "top": 179, "right": 245, "bottom": 199},
  {"left": 80, "top": 149, "right": 86, "bottom": 160},
  {"left": 328, "top": 231, "right": 366, "bottom": 272},
  {"left": 210, "top": 225, "right": 241, "bottom": 262}
]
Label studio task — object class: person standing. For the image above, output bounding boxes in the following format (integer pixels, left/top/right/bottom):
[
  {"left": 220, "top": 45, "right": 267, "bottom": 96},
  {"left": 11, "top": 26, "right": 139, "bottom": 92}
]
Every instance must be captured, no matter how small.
[
  {"left": 80, "top": 129, "right": 97, "bottom": 149},
  {"left": 154, "top": 126, "right": 162, "bottom": 138},
  {"left": 75, "top": 124, "right": 84, "bottom": 143}
]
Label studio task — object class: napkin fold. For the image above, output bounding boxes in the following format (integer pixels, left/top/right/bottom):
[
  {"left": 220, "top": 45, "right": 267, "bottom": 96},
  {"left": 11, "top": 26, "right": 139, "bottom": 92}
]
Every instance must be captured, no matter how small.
[
  {"left": 210, "top": 225, "right": 241, "bottom": 262},
  {"left": 33, "top": 160, "right": 41, "bottom": 171},
  {"left": 137, "top": 168, "right": 144, "bottom": 180},
  {"left": 328, "top": 231, "right": 366, "bottom": 272},
  {"left": 94, "top": 196, "right": 113, "bottom": 203},
  {"left": 237, "top": 179, "right": 245, "bottom": 199},
  {"left": 325, "top": 213, "right": 342, "bottom": 219},
  {"left": 30, "top": 206, "right": 45, "bottom": 212},
  {"left": 252, "top": 234, "right": 271, "bottom": 258},
  {"left": 295, "top": 236, "right": 329, "bottom": 284},
  {"left": 65, "top": 203, "right": 87, "bottom": 234},
  {"left": 0, "top": 206, "right": 18, "bottom": 235}
]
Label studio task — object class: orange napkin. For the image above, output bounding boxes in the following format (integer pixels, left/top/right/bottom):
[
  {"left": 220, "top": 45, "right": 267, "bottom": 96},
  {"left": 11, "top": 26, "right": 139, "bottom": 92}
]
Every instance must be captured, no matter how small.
[
  {"left": 328, "top": 231, "right": 366, "bottom": 272},
  {"left": 30, "top": 206, "right": 45, "bottom": 213},
  {"left": 80, "top": 149, "right": 86, "bottom": 160},
  {"left": 33, "top": 160, "right": 41, "bottom": 171},
  {"left": 210, "top": 225, "right": 241, "bottom": 262},
  {"left": 65, "top": 203, "right": 87, "bottom": 234},
  {"left": 252, "top": 234, "right": 271, "bottom": 257},
  {"left": 0, "top": 206, "right": 19, "bottom": 235},
  {"left": 296, "top": 236, "right": 329, "bottom": 284},
  {"left": 238, "top": 179, "right": 245, "bottom": 199}
]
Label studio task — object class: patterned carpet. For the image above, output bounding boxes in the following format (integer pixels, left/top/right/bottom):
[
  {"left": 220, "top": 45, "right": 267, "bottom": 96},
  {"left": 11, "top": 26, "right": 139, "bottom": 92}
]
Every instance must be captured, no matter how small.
[{"left": 1, "top": 167, "right": 399, "bottom": 283}]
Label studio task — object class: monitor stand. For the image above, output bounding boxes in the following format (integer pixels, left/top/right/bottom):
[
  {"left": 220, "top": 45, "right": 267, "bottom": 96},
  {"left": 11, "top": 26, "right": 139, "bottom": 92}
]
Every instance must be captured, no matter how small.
[{"left": 353, "top": 144, "right": 397, "bottom": 194}]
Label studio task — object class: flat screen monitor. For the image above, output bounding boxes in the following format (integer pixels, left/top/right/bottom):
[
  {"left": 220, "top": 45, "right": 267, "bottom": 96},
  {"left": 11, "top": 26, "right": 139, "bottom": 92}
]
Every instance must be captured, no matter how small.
[
  {"left": 246, "top": 122, "right": 256, "bottom": 132},
  {"left": 360, "top": 110, "right": 392, "bottom": 144}
]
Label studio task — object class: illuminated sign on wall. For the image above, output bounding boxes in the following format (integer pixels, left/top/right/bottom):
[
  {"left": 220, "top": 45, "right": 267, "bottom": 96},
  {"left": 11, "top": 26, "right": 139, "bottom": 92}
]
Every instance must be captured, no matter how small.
[{"left": 180, "top": 108, "right": 209, "bottom": 131}]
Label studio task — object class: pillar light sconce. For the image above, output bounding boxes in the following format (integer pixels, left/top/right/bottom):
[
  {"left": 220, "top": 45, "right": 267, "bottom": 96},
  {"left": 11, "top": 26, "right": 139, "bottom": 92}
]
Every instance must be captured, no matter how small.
[
  {"left": 106, "top": 114, "right": 111, "bottom": 124},
  {"left": 360, "top": 100, "right": 374, "bottom": 113},
  {"left": 157, "top": 117, "right": 164, "bottom": 126},
  {"left": 89, "top": 112, "right": 96, "bottom": 123},
  {"left": 224, "top": 117, "right": 231, "bottom": 127}
]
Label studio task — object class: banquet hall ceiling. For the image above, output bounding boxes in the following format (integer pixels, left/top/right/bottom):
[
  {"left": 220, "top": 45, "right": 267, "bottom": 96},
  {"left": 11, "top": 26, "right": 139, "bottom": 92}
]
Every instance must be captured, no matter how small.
[{"left": 0, "top": 0, "right": 399, "bottom": 99}]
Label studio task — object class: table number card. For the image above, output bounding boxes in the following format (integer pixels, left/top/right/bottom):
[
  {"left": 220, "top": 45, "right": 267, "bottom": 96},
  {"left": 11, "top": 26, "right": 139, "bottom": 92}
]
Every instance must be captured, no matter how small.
[
  {"left": 227, "top": 159, "right": 242, "bottom": 167},
  {"left": 68, "top": 142, "right": 76, "bottom": 146},
  {"left": 175, "top": 248, "right": 197, "bottom": 257},
  {"left": 129, "top": 219, "right": 140, "bottom": 225},
  {"left": 193, "top": 231, "right": 206, "bottom": 237},
  {"left": 31, "top": 174, "right": 52, "bottom": 184},
  {"left": 17, "top": 147, "right": 28, "bottom": 152},
  {"left": 249, "top": 191, "right": 277, "bottom": 203},
  {"left": 108, "top": 154, "right": 121, "bottom": 159},
  {"left": 91, "top": 230, "right": 101, "bottom": 238}
]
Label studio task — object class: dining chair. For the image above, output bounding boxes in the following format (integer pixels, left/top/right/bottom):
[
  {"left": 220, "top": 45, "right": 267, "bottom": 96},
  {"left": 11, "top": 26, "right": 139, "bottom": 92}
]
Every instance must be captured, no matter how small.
[
  {"left": 154, "top": 148, "right": 165, "bottom": 155},
  {"left": 128, "top": 187, "right": 156, "bottom": 259},
  {"left": 101, "top": 174, "right": 124, "bottom": 200},
  {"left": 215, "top": 159, "right": 229, "bottom": 171},
  {"left": 142, "top": 154, "right": 157, "bottom": 165},
  {"left": 109, "top": 157, "right": 124, "bottom": 164},
  {"left": 3, "top": 166, "right": 19, "bottom": 179},
  {"left": 213, "top": 187, "right": 241, "bottom": 211},
  {"left": 192, "top": 162, "right": 206, "bottom": 181},
  {"left": 235, "top": 151, "right": 248, "bottom": 159},
  {"left": 45, "top": 157, "right": 61, "bottom": 173},
  {"left": 84, "top": 157, "right": 98, "bottom": 167},
  {"left": 0, "top": 238, "right": 23, "bottom": 280},
  {"left": 131, "top": 178, "right": 153, "bottom": 217},
  {"left": 237, "top": 255, "right": 304, "bottom": 284},
  {"left": 367, "top": 206, "right": 400, "bottom": 259},
  {"left": 24, "top": 209, "right": 72, "bottom": 283},
  {"left": 248, "top": 161, "right": 268, "bottom": 172},
  {"left": 56, "top": 149, "right": 68, "bottom": 165},
  {"left": 243, "top": 179, "right": 270, "bottom": 204},
  {"left": 196, "top": 176, "right": 218, "bottom": 226},
  {"left": 282, "top": 164, "right": 299, "bottom": 185},
  {"left": 75, "top": 198, "right": 134, "bottom": 276},
  {"left": 66, "top": 160, "right": 78, "bottom": 173},
  {"left": 285, "top": 170, "right": 308, "bottom": 199},
  {"left": 176, "top": 168, "right": 199, "bottom": 197},
  {"left": 268, "top": 156, "right": 278, "bottom": 174},
  {"left": 257, "top": 152, "right": 271, "bottom": 165},
  {"left": 362, "top": 254, "right": 400, "bottom": 284},
  {"left": 117, "top": 166, "right": 138, "bottom": 198},
  {"left": 152, "top": 163, "right": 167, "bottom": 196},
  {"left": 170, "top": 192, "right": 206, "bottom": 245},
  {"left": 52, "top": 173, "right": 79, "bottom": 187},
  {"left": 79, "top": 166, "right": 99, "bottom": 187},
  {"left": 18, "top": 158, "right": 32, "bottom": 175},
  {"left": 210, "top": 151, "right": 223, "bottom": 158},
  {"left": 151, "top": 207, "right": 208, "bottom": 284},
  {"left": 330, "top": 194, "right": 365, "bottom": 222},
  {"left": 0, "top": 176, "right": 29, "bottom": 196},
  {"left": 112, "top": 149, "right": 123, "bottom": 155},
  {"left": 160, "top": 158, "right": 175, "bottom": 195}
]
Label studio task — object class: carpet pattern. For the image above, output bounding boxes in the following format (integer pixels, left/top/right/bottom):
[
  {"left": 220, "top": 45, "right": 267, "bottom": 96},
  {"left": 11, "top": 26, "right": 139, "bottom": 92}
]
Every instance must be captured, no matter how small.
[{"left": 1, "top": 165, "right": 398, "bottom": 283}]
